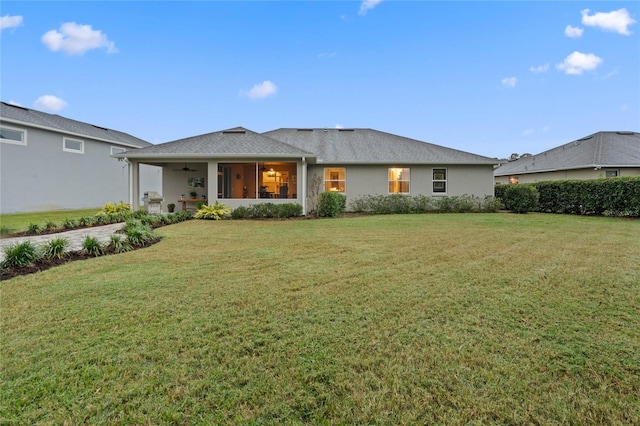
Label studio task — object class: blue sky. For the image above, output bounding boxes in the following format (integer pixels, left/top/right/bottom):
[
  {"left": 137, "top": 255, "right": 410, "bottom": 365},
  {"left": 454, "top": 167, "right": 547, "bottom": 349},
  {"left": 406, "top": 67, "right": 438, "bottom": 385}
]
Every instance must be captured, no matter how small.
[{"left": 1, "top": 1, "right": 638, "bottom": 158}]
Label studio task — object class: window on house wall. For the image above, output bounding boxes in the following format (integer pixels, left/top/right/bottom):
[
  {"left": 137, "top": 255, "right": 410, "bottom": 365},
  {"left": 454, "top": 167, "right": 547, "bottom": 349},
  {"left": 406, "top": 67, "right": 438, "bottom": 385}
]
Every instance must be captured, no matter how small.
[
  {"left": 509, "top": 176, "right": 519, "bottom": 184},
  {"left": 324, "top": 168, "right": 346, "bottom": 192},
  {"left": 0, "top": 125, "right": 27, "bottom": 146},
  {"left": 388, "top": 168, "right": 410, "bottom": 193},
  {"left": 432, "top": 168, "right": 447, "bottom": 193},
  {"left": 63, "top": 137, "right": 84, "bottom": 154},
  {"left": 605, "top": 170, "right": 619, "bottom": 178}
]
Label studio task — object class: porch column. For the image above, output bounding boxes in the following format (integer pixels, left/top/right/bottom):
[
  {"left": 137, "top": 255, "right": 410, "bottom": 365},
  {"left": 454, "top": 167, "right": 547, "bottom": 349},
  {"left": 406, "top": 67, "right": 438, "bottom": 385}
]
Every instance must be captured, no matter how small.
[
  {"left": 131, "top": 160, "right": 141, "bottom": 210},
  {"left": 207, "top": 161, "right": 218, "bottom": 201},
  {"left": 301, "top": 157, "right": 307, "bottom": 215}
]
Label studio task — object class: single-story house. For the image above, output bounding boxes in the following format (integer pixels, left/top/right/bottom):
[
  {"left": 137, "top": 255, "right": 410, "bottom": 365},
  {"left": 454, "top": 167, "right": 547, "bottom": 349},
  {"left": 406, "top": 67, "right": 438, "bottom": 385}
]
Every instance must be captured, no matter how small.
[
  {"left": 115, "top": 126, "right": 498, "bottom": 214},
  {"left": 0, "top": 102, "right": 162, "bottom": 213},
  {"left": 495, "top": 131, "right": 640, "bottom": 185}
]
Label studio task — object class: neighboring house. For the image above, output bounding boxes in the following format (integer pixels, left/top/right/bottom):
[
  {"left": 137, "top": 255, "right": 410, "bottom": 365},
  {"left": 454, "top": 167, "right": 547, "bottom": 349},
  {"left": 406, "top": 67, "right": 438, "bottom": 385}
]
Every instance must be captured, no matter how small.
[
  {"left": 115, "top": 127, "right": 498, "bottom": 214},
  {"left": 0, "top": 102, "right": 162, "bottom": 213},
  {"left": 495, "top": 131, "right": 640, "bottom": 185}
]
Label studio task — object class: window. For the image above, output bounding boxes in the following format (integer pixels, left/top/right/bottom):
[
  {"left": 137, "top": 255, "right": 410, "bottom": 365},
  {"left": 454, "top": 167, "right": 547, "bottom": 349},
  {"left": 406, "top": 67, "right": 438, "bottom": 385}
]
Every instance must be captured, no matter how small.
[
  {"left": 509, "top": 176, "right": 519, "bottom": 184},
  {"left": 605, "top": 170, "right": 619, "bottom": 178},
  {"left": 63, "top": 137, "right": 84, "bottom": 154},
  {"left": 111, "top": 146, "right": 126, "bottom": 155},
  {"left": 0, "top": 125, "right": 26, "bottom": 146},
  {"left": 432, "top": 168, "right": 447, "bottom": 193},
  {"left": 324, "top": 168, "right": 346, "bottom": 192},
  {"left": 388, "top": 167, "right": 410, "bottom": 193}
]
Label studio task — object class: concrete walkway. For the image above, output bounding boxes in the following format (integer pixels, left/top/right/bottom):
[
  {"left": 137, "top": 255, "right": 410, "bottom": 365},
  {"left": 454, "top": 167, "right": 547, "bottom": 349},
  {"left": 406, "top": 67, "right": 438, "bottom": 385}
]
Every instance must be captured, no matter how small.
[{"left": 0, "top": 223, "right": 125, "bottom": 262}]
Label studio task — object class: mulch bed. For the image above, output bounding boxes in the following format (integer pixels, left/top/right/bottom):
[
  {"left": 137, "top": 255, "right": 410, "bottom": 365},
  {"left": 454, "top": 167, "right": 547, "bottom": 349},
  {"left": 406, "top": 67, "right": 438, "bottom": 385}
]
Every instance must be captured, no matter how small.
[{"left": 1, "top": 239, "right": 160, "bottom": 281}]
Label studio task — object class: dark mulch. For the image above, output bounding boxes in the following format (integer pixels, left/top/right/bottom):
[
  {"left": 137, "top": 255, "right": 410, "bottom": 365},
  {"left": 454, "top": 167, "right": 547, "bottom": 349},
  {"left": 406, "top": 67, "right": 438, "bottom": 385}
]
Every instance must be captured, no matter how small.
[{"left": 0, "top": 239, "right": 160, "bottom": 281}]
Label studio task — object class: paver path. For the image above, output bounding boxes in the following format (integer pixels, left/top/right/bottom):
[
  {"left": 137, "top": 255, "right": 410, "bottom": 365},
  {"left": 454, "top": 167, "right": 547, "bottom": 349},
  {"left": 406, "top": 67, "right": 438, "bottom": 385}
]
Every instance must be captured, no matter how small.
[{"left": 0, "top": 223, "right": 125, "bottom": 262}]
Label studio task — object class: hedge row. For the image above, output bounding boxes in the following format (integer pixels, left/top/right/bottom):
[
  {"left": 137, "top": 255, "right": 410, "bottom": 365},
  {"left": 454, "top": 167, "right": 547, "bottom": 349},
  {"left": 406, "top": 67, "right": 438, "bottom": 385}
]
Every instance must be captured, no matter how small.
[{"left": 495, "top": 177, "right": 640, "bottom": 217}]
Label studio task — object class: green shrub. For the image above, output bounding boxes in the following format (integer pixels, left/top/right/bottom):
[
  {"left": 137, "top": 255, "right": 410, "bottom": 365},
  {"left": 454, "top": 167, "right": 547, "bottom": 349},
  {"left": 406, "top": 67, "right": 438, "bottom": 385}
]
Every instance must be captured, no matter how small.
[
  {"left": 1, "top": 241, "right": 40, "bottom": 268},
  {"left": 62, "top": 218, "right": 78, "bottom": 230},
  {"left": 230, "top": 206, "right": 251, "bottom": 219},
  {"left": 276, "top": 203, "right": 303, "bottom": 218},
  {"left": 494, "top": 184, "right": 508, "bottom": 201},
  {"left": 78, "top": 216, "right": 95, "bottom": 227},
  {"left": 316, "top": 192, "right": 347, "bottom": 217},
  {"left": 43, "top": 220, "right": 59, "bottom": 232},
  {"left": 349, "top": 194, "right": 501, "bottom": 214},
  {"left": 108, "top": 235, "right": 133, "bottom": 253},
  {"left": 502, "top": 185, "right": 539, "bottom": 214},
  {"left": 82, "top": 236, "right": 104, "bottom": 257},
  {"left": 195, "top": 201, "right": 232, "bottom": 220},
  {"left": 26, "top": 223, "right": 41, "bottom": 235},
  {"left": 0, "top": 225, "right": 16, "bottom": 236},
  {"left": 101, "top": 201, "right": 132, "bottom": 215},
  {"left": 41, "top": 238, "right": 69, "bottom": 259},
  {"left": 125, "top": 223, "right": 156, "bottom": 246},
  {"left": 534, "top": 177, "right": 640, "bottom": 217}
]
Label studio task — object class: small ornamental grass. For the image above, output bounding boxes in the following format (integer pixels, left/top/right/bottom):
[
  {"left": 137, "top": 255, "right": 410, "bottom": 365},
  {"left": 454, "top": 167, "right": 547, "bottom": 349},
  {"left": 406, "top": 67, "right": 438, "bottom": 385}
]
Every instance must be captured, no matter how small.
[
  {"left": 41, "top": 238, "right": 69, "bottom": 260},
  {"left": 26, "top": 223, "right": 41, "bottom": 235},
  {"left": 108, "top": 234, "right": 133, "bottom": 254},
  {"left": 124, "top": 222, "right": 156, "bottom": 246},
  {"left": 82, "top": 236, "right": 104, "bottom": 257},
  {"left": 101, "top": 201, "right": 132, "bottom": 215},
  {"left": 1, "top": 241, "right": 40, "bottom": 268},
  {"left": 195, "top": 201, "right": 232, "bottom": 220}
]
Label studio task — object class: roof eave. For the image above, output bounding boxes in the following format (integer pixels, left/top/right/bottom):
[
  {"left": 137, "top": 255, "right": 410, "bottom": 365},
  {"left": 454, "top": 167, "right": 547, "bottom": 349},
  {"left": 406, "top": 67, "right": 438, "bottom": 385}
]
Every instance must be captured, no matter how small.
[{"left": 1, "top": 117, "right": 146, "bottom": 148}]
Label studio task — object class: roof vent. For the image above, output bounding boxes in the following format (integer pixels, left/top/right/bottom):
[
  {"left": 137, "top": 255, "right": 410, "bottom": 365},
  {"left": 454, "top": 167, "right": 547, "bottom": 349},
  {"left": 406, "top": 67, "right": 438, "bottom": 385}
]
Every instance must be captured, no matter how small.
[
  {"left": 577, "top": 136, "right": 593, "bottom": 142},
  {"left": 616, "top": 131, "right": 635, "bottom": 135},
  {"left": 297, "top": 129, "right": 313, "bottom": 132},
  {"left": 92, "top": 124, "right": 109, "bottom": 131},
  {"left": 338, "top": 129, "right": 355, "bottom": 132},
  {"left": 222, "top": 130, "right": 246, "bottom": 134}
]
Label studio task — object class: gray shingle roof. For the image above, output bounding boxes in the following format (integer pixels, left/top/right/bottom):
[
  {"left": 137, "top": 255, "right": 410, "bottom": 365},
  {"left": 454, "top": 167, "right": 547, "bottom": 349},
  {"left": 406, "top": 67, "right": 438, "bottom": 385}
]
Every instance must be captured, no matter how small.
[
  {"left": 117, "top": 127, "right": 314, "bottom": 159},
  {"left": 494, "top": 131, "right": 640, "bottom": 176},
  {"left": 264, "top": 128, "right": 497, "bottom": 164},
  {"left": 0, "top": 101, "right": 150, "bottom": 148}
]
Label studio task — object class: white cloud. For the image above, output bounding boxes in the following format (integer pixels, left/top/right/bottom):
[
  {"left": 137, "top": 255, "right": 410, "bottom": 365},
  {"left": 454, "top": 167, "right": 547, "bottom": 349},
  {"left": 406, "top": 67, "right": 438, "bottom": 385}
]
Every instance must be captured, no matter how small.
[
  {"left": 7, "top": 100, "right": 22, "bottom": 107},
  {"left": 335, "top": 124, "right": 344, "bottom": 129},
  {"left": 564, "top": 25, "right": 584, "bottom": 38},
  {"left": 556, "top": 51, "right": 602, "bottom": 75},
  {"left": 530, "top": 63, "right": 549, "bottom": 73},
  {"left": 243, "top": 81, "right": 278, "bottom": 100},
  {"left": 34, "top": 95, "right": 68, "bottom": 112},
  {"left": 41, "top": 22, "right": 117, "bottom": 55},
  {"left": 603, "top": 68, "right": 619, "bottom": 80},
  {"left": 1, "top": 14, "right": 23, "bottom": 30},
  {"left": 522, "top": 128, "right": 534, "bottom": 137},
  {"left": 318, "top": 52, "right": 337, "bottom": 58},
  {"left": 501, "top": 77, "right": 517, "bottom": 88},
  {"left": 359, "top": 0, "right": 382, "bottom": 15},
  {"left": 581, "top": 8, "right": 636, "bottom": 35}
]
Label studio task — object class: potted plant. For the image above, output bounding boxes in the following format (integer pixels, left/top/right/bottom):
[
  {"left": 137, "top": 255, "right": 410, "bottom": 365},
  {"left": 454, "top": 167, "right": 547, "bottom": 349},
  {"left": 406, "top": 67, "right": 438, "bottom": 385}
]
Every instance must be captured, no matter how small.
[
  {"left": 180, "top": 194, "right": 185, "bottom": 200},
  {"left": 167, "top": 203, "right": 176, "bottom": 213},
  {"left": 189, "top": 190, "right": 197, "bottom": 199}
]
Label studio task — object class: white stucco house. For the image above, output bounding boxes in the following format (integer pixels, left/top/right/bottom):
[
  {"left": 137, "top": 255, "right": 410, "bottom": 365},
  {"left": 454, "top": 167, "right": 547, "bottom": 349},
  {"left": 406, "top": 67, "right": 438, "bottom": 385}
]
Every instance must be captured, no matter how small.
[
  {"left": 115, "top": 126, "right": 498, "bottom": 214},
  {"left": 0, "top": 102, "right": 162, "bottom": 213}
]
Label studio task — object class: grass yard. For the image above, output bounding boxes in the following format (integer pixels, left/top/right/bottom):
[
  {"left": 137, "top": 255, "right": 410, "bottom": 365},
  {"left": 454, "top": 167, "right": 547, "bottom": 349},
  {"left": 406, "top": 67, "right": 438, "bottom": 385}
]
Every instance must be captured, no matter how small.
[
  {"left": 2, "top": 213, "right": 639, "bottom": 424},
  {"left": 0, "top": 208, "right": 101, "bottom": 234}
]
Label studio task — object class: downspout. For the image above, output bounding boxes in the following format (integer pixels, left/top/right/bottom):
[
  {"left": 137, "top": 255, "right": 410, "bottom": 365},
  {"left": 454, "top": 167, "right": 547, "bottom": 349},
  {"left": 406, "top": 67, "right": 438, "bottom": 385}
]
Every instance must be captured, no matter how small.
[{"left": 301, "top": 157, "right": 307, "bottom": 216}]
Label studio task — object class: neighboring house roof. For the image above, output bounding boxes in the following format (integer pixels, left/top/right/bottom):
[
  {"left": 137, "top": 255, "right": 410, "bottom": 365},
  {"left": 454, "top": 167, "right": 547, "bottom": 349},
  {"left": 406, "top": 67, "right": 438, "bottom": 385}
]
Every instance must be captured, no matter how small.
[
  {"left": 116, "top": 127, "right": 315, "bottom": 159},
  {"left": 0, "top": 101, "right": 151, "bottom": 148},
  {"left": 264, "top": 128, "right": 497, "bottom": 165},
  {"left": 495, "top": 131, "right": 640, "bottom": 176}
]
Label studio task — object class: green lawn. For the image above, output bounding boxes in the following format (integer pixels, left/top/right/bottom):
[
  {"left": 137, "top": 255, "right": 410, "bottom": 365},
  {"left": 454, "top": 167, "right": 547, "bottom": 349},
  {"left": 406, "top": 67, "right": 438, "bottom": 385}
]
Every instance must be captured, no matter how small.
[
  {"left": 0, "top": 208, "right": 101, "bottom": 234},
  {"left": 2, "top": 213, "right": 639, "bottom": 424}
]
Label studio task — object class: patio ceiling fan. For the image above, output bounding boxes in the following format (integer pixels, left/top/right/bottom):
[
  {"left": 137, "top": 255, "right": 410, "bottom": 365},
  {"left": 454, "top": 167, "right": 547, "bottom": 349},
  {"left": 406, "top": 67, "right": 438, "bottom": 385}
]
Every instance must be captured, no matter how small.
[{"left": 173, "top": 163, "right": 198, "bottom": 172}]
